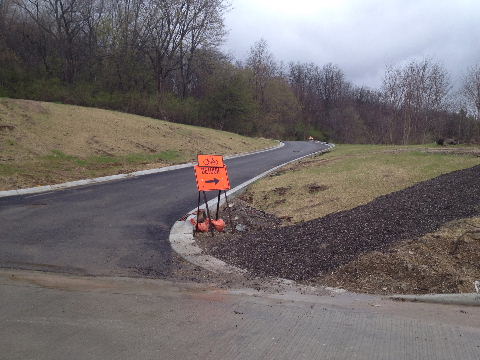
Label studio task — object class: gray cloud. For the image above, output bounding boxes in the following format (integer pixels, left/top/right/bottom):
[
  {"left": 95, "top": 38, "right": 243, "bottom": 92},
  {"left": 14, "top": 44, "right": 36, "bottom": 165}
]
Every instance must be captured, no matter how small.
[{"left": 222, "top": 0, "right": 480, "bottom": 89}]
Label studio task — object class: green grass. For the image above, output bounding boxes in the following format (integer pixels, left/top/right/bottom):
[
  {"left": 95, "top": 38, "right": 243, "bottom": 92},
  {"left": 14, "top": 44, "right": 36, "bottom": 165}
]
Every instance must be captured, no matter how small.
[
  {"left": 123, "top": 150, "right": 181, "bottom": 164},
  {"left": 46, "top": 149, "right": 80, "bottom": 162},
  {"left": 0, "top": 164, "right": 18, "bottom": 176},
  {"left": 43, "top": 149, "right": 184, "bottom": 167},
  {"left": 0, "top": 149, "right": 187, "bottom": 188}
]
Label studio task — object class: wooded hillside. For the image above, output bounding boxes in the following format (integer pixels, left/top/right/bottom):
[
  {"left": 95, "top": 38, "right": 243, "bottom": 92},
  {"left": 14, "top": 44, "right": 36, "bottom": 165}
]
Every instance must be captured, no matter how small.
[{"left": 1, "top": 0, "right": 479, "bottom": 143}]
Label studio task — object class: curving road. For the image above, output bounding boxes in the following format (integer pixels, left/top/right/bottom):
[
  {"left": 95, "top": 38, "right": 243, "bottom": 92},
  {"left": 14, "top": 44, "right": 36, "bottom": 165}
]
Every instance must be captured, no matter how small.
[
  {"left": 0, "top": 141, "right": 329, "bottom": 277},
  {"left": 2, "top": 141, "right": 480, "bottom": 360}
]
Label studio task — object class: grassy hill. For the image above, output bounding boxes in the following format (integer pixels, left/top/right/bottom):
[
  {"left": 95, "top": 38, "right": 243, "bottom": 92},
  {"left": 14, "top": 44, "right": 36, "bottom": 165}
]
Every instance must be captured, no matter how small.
[{"left": 0, "top": 98, "right": 276, "bottom": 190}]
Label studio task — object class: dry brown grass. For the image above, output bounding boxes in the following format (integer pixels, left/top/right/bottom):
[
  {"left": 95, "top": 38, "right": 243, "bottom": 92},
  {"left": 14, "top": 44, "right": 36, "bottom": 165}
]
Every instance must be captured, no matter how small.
[
  {"left": 241, "top": 144, "right": 480, "bottom": 223},
  {"left": 0, "top": 98, "right": 276, "bottom": 190}
]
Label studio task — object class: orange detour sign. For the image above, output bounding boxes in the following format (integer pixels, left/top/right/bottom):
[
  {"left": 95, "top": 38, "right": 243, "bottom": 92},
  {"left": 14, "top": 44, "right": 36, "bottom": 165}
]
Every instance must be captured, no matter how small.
[
  {"left": 193, "top": 154, "right": 234, "bottom": 236},
  {"left": 194, "top": 165, "right": 231, "bottom": 191},
  {"left": 197, "top": 154, "right": 225, "bottom": 168}
]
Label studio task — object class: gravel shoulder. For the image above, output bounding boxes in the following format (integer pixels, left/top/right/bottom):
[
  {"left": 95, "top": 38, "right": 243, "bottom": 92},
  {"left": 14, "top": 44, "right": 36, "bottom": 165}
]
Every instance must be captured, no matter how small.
[{"left": 197, "top": 165, "right": 480, "bottom": 295}]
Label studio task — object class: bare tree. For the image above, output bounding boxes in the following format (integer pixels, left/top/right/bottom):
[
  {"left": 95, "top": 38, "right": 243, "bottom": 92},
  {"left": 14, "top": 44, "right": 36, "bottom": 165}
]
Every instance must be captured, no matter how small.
[
  {"left": 381, "top": 66, "right": 403, "bottom": 143},
  {"left": 462, "top": 65, "right": 480, "bottom": 121},
  {"left": 0, "top": 0, "right": 15, "bottom": 46},
  {"left": 316, "top": 63, "right": 347, "bottom": 112},
  {"left": 288, "top": 62, "right": 316, "bottom": 138},
  {"left": 287, "top": 62, "right": 350, "bottom": 139},
  {"left": 142, "top": 0, "right": 227, "bottom": 95},
  {"left": 382, "top": 59, "right": 450, "bottom": 144},
  {"left": 246, "top": 39, "right": 277, "bottom": 105},
  {"left": 0, "top": 0, "right": 10, "bottom": 31},
  {"left": 177, "top": 0, "right": 227, "bottom": 98},
  {"left": 13, "top": 0, "right": 92, "bottom": 82},
  {"left": 98, "top": 0, "right": 147, "bottom": 90}
]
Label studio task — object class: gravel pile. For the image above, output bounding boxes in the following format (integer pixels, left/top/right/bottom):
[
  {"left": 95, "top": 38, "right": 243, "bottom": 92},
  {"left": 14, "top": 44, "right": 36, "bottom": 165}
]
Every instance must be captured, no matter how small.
[{"left": 210, "top": 165, "right": 480, "bottom": 281}]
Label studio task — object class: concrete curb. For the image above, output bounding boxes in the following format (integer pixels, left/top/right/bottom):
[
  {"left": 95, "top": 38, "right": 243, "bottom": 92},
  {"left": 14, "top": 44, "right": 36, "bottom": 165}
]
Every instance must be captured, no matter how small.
[
  {"left": 389, "top": 293, "right": 480, "bottom": 307},
  {"left": 169, "top": 143, "right": 337, "bottom": 278},
  {"left": 0, "top": 141, "right": 284, "bottom": 198}
]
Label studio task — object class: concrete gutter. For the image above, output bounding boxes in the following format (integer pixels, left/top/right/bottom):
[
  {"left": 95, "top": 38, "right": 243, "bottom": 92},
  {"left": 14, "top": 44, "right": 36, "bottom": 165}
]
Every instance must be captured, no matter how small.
[
  {"left": 0, "top": 141, "right": 284, "bottom": 198},
  {"left": 389, "top": 293, "right": 480, "bottom": 307},
  {"left": 169, "top": 143, "right": 337, "bottom": 277}
]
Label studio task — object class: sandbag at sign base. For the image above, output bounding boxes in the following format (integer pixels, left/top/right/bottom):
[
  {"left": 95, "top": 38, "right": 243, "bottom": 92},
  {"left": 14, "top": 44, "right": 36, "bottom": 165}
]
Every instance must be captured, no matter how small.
[{"left": 190, "top": 218, "right": 225, "bottom": 232}]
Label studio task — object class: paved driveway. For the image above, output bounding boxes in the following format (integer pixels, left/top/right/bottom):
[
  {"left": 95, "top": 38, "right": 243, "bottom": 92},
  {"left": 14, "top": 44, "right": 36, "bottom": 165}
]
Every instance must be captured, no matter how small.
[{"left": 0, "top": 141, "right": 329, "bottom": 277}]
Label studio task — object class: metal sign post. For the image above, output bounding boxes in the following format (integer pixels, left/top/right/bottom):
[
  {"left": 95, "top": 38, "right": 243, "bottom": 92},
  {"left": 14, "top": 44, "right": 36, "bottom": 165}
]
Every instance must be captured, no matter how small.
[{"left": 223, "top": 189, "right": 234, "bottom": 234}]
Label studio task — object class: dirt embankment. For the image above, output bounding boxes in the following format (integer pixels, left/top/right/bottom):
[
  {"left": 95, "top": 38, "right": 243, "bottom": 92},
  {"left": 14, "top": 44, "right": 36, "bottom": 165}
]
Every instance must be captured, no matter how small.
[
  {"left": 199, "top": 165, "right": 480, "bottom": 294},
  {"left": 320, "top": 217, "right": 480, "bottom": 294}
]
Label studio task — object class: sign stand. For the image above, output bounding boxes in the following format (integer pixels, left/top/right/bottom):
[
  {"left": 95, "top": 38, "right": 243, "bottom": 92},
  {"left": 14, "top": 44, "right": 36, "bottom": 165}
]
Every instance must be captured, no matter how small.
[
  {"left": 195, "top": 191, "right": 201, "bottom": 233},
  {"left": 215, "top": 191, "right": 221, "bottom": 220},
  {"left": 194, "top": 190, "right": 234, "bottom": 236},
  {"left": 223, "top": 190, "right": 235, "bottom": 234},
  {"left": 202, "top": 191, "right": 215, "bottom": 237},
  {"left": 193, "top": 154, "right": 233, "bottom": 236}
]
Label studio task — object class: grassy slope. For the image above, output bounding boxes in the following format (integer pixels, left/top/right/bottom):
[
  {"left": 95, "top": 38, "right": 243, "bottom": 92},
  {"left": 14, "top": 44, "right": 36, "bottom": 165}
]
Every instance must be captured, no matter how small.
[
  {"left": 0, "top": 98, "right": 276, "bottom": 190},
  {"left": 242, "top": 144, "right": 480, "bottom": 223}
]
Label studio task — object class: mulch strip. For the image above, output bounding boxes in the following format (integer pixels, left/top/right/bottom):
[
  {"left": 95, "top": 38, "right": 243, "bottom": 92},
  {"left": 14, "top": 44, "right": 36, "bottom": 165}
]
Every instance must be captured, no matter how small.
[{"left": 208, "top": 165, "right": 480, "bottom": 282}]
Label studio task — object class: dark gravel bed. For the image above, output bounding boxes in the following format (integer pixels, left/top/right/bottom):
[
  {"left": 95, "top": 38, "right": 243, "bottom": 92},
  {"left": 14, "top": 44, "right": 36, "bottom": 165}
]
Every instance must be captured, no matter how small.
[{"left": 209, "top": 165, "right": 480, "bottom": 281}]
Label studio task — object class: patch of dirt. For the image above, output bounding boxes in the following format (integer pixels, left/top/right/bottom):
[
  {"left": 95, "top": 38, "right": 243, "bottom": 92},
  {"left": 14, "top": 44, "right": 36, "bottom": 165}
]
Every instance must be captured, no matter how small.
[
  {"left": 15, "top": 99, "right": 49, "bottom": 114},
  {"left": 0, "top": 125, "right": 15, "bottom": 131},
  {"left": 199, "top": 165, "right": 480, "bottom": 294},
  {"left": 272, "top": 186, "right": 291, "bottom": 196},
  {"left": 306, "top": 183, "right": 329, "bottom": 193}
]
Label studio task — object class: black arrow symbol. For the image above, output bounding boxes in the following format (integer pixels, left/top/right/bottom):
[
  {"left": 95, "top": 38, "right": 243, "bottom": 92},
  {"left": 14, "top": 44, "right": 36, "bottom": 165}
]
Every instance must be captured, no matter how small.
[{"left": 205, "top": 178, "right": 220, "bottom": 185}]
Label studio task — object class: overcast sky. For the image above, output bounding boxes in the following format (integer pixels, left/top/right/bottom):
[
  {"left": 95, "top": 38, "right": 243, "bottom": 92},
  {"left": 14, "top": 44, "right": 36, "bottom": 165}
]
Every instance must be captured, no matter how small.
[{"left": 222, "top": 0, "right": 480, "bottom": 89}]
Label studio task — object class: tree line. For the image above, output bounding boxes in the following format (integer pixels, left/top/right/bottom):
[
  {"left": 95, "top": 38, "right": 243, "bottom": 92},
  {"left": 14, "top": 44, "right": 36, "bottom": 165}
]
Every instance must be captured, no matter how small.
[{"left": 1, "top": 0, "right": 479, "bottom": 144}]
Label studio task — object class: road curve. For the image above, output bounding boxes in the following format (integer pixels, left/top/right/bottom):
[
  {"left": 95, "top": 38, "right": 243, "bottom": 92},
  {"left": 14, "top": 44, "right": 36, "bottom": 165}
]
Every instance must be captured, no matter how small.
[{"left": 0, "top": 141, "right": 330, "bottom": 277}]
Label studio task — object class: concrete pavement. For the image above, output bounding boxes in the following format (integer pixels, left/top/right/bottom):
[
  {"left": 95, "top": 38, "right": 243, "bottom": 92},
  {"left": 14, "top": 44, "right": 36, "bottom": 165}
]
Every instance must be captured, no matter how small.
[{"left": 1, "top": 269, "right": 479, "bottom": 360}]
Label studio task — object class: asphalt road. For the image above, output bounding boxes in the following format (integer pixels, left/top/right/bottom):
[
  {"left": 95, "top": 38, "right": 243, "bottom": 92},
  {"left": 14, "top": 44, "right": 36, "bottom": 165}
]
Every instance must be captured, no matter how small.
[{"left": 0, "top": 141, "right": 329, "bottom": 277}]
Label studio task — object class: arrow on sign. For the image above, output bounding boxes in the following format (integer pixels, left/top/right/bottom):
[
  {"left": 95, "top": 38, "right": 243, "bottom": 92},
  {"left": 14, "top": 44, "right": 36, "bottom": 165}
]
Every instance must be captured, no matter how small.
[
  {"left": 205, "top": 178, "right": 220, "bottom": 185},
  {"left": 194, "top": 165, "right": 231, "bottom": 191}
]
